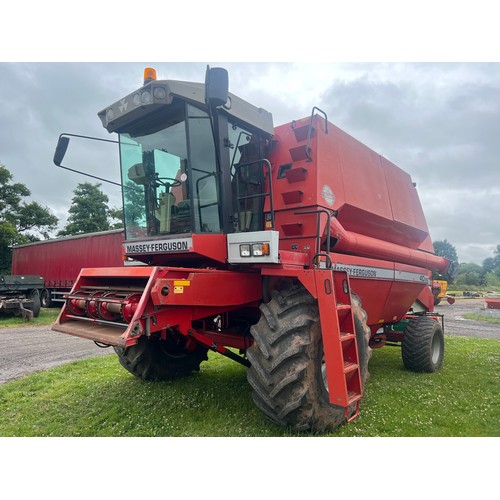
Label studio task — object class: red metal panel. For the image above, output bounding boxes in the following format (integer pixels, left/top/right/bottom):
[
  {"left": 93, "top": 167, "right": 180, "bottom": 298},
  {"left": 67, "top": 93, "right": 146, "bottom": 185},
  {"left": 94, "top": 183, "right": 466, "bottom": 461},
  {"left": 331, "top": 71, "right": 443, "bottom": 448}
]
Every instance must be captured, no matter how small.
[
  {"left": 267, "top": 115, "right": 436, "bottom": 253},
  {"left": 131, "top": 234, "right": 227, "bottom": 266},
  {"left": 78, "top": 266, "right": 154, "bottom": 278},
  {"left": 486, "top": 298, "right": 500, "bottom": 309},
  {"left": 326, "top": 124, "right": 393, "bottom": 221},
  {"left": 418, "top": 234, "right": 436, "bottom": 254},
  {"left": 350, "top": 278, "right": 394, "bottom": 329},
  {"left": 380, "top": 156, "right": 431, "bottom": 248},
  {"left": 150, "top": 270, "right": 262, "bottom": 307},
  {"left": 381, "top": 157, "right": 427, "bottom": 230},
  {"left": 326, "top": 253, "right": 432, "bottom": 329}
]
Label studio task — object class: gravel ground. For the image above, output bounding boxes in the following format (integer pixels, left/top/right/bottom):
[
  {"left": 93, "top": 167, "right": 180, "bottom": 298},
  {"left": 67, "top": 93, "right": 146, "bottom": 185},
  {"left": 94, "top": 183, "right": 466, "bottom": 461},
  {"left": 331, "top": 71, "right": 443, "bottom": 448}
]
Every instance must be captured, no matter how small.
[
  {"left": 0, "top": 298, "right": 498, "bottom": 385},
  {"left": 435, "top": 297, "right": 500, "bottom": 340},
  {"left": 0, "top": 325, "right": 113, "bottom": 384}
]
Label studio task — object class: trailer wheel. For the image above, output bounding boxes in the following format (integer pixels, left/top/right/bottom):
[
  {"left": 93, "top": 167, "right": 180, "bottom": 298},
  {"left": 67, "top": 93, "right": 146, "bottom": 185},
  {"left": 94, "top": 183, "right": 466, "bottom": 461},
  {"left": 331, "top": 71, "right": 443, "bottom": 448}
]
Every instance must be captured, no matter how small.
[
  {"left": 29, "top": 290, "right": 41, "bottom": 318},
  {"left": 246, "top": 282, "right": 371, "bottom": 433},
  {"left": 402, "top": 317, "right": 444, "bottom": 372},
  {"left": 41, "top": 289, "right": 52, "bottom": 308},
  {"left": 113, "top": 335, "right": 209, "bottom": 381}
]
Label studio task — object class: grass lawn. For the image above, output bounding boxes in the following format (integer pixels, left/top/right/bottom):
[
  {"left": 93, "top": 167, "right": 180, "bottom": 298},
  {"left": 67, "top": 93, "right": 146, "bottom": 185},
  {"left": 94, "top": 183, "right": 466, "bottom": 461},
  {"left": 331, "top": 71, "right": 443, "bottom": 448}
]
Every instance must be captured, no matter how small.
[
  {"left": 0, "top": 335, "right": 498, "bottom": 437},
  {"left": 0, "top": 308, "right": 60, "bottom": 328},
  {"left": 463, "top": 313, "right": 500, "bottom": 323}
]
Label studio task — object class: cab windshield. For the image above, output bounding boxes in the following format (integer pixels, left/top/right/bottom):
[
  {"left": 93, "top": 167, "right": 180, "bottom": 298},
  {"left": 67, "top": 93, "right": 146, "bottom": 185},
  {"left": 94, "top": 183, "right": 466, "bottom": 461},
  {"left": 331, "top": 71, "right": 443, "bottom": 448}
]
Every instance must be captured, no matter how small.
[{"left": 119, "top": 103, "right": 220, "bottom": 239}]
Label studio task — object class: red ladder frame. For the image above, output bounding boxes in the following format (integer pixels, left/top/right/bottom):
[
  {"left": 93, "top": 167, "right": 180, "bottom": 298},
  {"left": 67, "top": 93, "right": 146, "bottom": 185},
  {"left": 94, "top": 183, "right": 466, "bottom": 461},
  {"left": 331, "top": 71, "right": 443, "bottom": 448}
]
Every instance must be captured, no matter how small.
[{"left": 314, "top": 269, "right": 363, "bottom": 421}]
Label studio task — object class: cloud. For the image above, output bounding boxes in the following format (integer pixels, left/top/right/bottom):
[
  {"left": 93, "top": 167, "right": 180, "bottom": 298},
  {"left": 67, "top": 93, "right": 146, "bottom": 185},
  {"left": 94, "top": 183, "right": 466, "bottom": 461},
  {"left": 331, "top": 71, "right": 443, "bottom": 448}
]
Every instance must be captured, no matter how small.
[{"left": 316, "top": 63, "right": 500, "bottom": 263}]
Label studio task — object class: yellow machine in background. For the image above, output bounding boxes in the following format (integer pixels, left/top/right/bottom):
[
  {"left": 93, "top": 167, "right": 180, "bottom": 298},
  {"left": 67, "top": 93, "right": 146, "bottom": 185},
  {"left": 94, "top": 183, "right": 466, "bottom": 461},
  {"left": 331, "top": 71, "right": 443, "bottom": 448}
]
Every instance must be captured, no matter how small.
[{"left": 432, "top": 280, "right": 455, "bottom": 305}]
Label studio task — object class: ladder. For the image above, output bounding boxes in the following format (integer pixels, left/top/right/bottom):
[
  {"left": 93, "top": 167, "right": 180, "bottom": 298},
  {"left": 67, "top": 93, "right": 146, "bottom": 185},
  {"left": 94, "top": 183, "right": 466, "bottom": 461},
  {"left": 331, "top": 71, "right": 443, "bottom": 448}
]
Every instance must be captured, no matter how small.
[{"left": 314, "top": 269, "right": 363, "bottom": 422}]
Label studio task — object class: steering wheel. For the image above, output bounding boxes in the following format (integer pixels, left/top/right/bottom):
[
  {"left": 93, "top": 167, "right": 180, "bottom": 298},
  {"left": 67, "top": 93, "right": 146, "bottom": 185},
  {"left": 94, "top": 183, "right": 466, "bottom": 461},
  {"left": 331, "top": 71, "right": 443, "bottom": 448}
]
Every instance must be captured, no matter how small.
[{"left": 155, "top": 177, "right": 182, "bottom": 188}]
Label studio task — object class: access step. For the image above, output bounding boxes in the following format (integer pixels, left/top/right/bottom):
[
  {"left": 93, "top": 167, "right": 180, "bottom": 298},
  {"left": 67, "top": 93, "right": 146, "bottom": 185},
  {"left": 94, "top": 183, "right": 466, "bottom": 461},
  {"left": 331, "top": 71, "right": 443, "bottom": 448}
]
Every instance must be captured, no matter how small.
[{"left": 343, "top": 361, "right": 359, "bottom": 374}]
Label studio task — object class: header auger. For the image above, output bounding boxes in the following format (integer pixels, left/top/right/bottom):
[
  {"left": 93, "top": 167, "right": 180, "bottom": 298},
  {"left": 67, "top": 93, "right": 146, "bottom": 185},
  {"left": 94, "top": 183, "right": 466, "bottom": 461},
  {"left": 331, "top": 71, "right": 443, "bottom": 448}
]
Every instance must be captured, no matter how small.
[{"left": 52, "top": 66, "right": 455, "bottom": 432}]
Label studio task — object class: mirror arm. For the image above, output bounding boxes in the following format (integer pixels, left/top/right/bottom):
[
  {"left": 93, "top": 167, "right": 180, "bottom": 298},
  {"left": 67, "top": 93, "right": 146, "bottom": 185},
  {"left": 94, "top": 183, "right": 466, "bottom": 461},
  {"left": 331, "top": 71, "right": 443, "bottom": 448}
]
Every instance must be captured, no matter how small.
[
  {"left": 58, "top": 132, "right": 120, "bottom": 146},
  {"left": 56, "top": 163, "right": 123, "bottom": 187},
  {"left": 53, "top": 132, "right": 122, "bottom": 187}
]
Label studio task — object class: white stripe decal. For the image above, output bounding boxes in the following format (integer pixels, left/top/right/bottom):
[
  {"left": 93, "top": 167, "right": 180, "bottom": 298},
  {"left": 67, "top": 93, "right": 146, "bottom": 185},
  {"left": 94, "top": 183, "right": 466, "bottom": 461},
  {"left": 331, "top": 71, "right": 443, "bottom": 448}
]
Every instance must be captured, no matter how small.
[
  {"left": 395, "top": 270, "right": 431, "bottom": 285},
  {"left": 329, "top": 263, "right": 430, "bottom": 285}
]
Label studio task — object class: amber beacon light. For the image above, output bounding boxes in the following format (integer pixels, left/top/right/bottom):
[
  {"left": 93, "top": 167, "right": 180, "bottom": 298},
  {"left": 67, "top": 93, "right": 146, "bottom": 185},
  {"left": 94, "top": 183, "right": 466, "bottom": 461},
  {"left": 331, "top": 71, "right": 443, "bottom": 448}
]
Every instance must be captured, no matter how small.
[{"left": 143, "top": 67, "right": 157, "bottom": 84}]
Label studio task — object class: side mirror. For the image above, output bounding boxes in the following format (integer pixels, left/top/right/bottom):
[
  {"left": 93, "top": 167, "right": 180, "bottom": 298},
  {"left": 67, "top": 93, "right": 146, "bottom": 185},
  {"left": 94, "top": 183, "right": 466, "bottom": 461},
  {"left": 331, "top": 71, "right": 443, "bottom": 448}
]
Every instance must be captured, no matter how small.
[
  {"left": 53, "top": 136, "right": 70, "bottom": 166},
  {"left": 205, "top": 67, "right": 228, "bottom": 108}
]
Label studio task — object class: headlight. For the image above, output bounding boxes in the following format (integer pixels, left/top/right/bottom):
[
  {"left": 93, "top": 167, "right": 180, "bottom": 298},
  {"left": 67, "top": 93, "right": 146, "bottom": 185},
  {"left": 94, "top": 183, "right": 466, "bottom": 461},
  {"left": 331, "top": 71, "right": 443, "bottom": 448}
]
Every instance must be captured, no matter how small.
[
  {"left": 252, "top": 243, "right": 270, "bottom": 256},
  {"left": 252, "top": 243, "right": 263, "bottom": 256},
  {"left": 239, "top": 244, "right": 251, "bottom": 257},
  {"left": 153, "top": 86, "right": 167, "bottom": 100},
  {"left": 141, "top": 91, "right": 152, "bottom": 104},
  {"left": 239, "top": 243, "right": 270, "bottom": 257}
]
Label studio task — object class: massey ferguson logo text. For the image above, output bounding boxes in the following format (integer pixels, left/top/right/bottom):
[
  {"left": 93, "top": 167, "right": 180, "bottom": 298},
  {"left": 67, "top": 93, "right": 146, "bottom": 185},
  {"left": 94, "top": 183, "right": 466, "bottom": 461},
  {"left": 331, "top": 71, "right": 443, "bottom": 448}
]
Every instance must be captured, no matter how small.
[{"left": 124, "top": 238, "right": 192, "bottom": 254}]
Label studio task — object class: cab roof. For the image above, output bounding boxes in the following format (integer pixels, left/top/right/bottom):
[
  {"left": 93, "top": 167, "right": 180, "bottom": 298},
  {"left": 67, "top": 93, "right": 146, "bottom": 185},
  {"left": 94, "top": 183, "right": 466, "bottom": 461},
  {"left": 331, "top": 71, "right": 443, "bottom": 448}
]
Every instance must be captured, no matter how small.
[{"left": 98, "top": 79, "right": 274, "bottom": 136}]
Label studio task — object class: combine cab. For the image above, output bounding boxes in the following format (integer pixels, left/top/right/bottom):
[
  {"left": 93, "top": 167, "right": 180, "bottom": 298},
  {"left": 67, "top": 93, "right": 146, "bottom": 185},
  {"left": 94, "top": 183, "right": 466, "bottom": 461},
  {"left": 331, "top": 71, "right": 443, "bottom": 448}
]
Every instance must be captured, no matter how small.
[{"left": 52, "top": 67, "right": 456, "bottom": 432}]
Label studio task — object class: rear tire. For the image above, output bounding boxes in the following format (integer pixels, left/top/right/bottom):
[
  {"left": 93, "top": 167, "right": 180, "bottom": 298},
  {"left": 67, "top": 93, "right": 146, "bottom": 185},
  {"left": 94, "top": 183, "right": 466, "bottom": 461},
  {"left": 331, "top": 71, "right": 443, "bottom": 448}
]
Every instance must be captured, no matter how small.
[
  {"left": 114, "top": 335, "right": 208, "bottom": 381},
  {"left": 41, "top": 289, "right": 53, "bottom": 308},
  {"left": 29, "top": 290, "right": 41, "bottom": 318},
  {"left": 402, "top": 317, "right": 444, "bottom": 372},
  {"left": 246, "top": 282, "right": 371, "bottom": 433}
]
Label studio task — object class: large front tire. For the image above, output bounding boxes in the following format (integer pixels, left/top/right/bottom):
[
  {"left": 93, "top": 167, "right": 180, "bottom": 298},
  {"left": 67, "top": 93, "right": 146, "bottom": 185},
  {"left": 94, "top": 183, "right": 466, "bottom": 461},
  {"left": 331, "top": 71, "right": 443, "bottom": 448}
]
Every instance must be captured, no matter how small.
[
  {"left": 114, "top": 335, "right": 208, "bottom": 381},
  {"left": 246, "top": 282, "right": 371, "bottom": 433},
  {"left": 402, "top": 317, "right": 444, "bottom": 372}
]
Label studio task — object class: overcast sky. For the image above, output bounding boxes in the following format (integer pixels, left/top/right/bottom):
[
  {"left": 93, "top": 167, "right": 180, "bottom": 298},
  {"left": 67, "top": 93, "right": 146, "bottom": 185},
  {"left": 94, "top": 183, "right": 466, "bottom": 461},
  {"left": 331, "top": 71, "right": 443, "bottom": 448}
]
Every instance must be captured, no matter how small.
[
  {"left": 1, "top": 61, "right": 498, "bottom": 265},
  {"left": 1, "top": 3, "right": 499, "bottom": 266}
]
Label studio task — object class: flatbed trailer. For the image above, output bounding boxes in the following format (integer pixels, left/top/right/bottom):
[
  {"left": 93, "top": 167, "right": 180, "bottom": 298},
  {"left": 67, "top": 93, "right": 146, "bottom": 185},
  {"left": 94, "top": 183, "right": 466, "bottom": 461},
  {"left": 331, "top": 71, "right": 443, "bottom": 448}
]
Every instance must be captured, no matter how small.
[{"left": 0, "top": 274, "right": 44, "bottom": 320}]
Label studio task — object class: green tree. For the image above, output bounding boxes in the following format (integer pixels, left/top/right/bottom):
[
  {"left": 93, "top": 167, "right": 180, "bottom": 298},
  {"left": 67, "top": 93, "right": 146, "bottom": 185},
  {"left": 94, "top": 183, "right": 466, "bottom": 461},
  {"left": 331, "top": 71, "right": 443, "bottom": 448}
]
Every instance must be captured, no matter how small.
[
  {"left": 123, "top": 181, "right": 144, "bottom": 228},
  {"left": 483, "top": 257, "right": 496, "bottom": 274},
  {"left": 482, "top": 246, "right": 500, "bottom": 279},
  {"left": 493, "top": 245, "right": 500, "bottom": 269},
  {"left": 484, "top": 272, "right": 500, "bottom": 288},
  {"left": 433, "top": 239, "right": 458, "bottom": 263},
  {"left": 108, "top": 207, "right": 124, "bottom": 229},
  {"left": 433, "top": 239, "right": 458, "bottom": 282},
  {"left": 465, "top": 271, "right": 482, "bottom": 286},
  {"left": 458, "top": 262, "right": 483, "bottom": 274},
  {"left": 57, "top": 182, "right": 118, "bottom": 236},
  {"left": 455, "top": 262, "right": 486, "bottom": 287},
  {"left": 0, "top": 163, "right": 59, "bottom": 273}
]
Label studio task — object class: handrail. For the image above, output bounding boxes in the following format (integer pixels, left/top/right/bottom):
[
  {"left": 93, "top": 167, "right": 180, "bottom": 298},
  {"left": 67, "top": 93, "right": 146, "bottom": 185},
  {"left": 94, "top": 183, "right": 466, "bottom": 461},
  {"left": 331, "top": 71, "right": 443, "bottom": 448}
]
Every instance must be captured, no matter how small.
[
  {"left": 195, "top": 171, "right": 218, "bottom": 231},
  {"left": 233, "top": 159, "right": 275, "bottom": 231},
  {"left": 305, "top": 106, "right": 328, "bottom": 162},
  {"left": 295, "top": 208, "right": 334, "bottom": 268}
]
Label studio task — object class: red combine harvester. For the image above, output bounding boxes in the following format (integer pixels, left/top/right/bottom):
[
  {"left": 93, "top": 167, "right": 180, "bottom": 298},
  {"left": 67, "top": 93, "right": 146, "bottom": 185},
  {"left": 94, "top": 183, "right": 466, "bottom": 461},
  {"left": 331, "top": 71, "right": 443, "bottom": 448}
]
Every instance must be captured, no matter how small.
[{"left": 52, "top": 67, "right": 456, "bottom": 432}]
